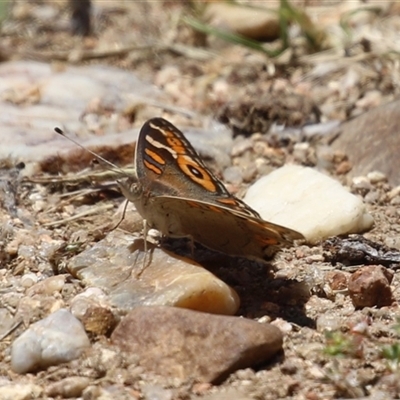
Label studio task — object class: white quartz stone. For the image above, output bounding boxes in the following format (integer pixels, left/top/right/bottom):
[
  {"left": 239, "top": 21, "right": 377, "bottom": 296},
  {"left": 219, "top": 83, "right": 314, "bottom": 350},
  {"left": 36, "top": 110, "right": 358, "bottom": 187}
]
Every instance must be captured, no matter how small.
[
  {"left": 244, "top": 165, "right": 374, "bottom": 243},
  {"left": 11, "top": 309, "right": 90, "bottom": 374}
]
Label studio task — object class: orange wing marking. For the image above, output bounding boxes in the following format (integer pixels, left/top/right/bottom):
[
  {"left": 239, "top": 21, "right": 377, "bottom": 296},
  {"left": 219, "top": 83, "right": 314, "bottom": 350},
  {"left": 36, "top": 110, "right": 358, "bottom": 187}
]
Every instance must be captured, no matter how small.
[
  {"left": 144, "top": 159, "right": 162, "bottom": 175},
  {"left": 144, "top": 148, "right": 165, "bottom": 165},
  {"left": 217, "top": 198, "right": 238, "bottom": 206},
  {"left": 186, "top": 201, "right": 224, "bottom": 214},
  {"left": 165, "top": 135, "right": 186, "bottom": 154},
  {"left": 177, "top": 156, "right": 218, "bottom": 192}
]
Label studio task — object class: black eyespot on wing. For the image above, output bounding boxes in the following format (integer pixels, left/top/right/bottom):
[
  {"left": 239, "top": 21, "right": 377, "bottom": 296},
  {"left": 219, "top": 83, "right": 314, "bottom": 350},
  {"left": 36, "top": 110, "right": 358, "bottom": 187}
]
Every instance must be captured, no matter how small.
[{"left": 187, "top": 165, "right": 204, "bottom": 179}]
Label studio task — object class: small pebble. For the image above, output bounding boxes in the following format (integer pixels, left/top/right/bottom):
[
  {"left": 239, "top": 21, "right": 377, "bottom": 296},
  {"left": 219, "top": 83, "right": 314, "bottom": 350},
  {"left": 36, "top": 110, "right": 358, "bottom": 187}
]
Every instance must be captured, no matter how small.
[
  {"left": 235, "top": 368, "right": 255, "bottom": 380},
  {"left": 387, "top": 185, "right": 400, "bottom": 200},
  {"left": 17, "top": 245, "right": 35, "bottom": 259},
  {"left": 352, "top": 176, "right": 373, "bottom": 191},
  {"left": 355, "top": 90, "right": 382, "bottom": 110},
  {"left": 280, "top": 360, "right": 298, "bottom": 375},
  {"left": 385, "top": 206, "right": 397, "bottom": 217},
  {"left": 364, "top": 190, "right": 380, "bottom": 204},
  {"left": 316, "top": 144, "right": 335, "bottom": 170},
  {"left": 293, "top": 142, "right": 310, "bottom": 164},
  {"left": 26, "top": 275, "right": 66, "bottom": 296},
  {"left": 46, "top": 377, "right": 91, "bottom": 398},
  {"left": 384, "top": 237, "right": 400, "bottom": 251},
  {"left": 390, "top": 196, "right": 400, "bottom": 206},
  {"left": 20, "top": 273, "right": 38, "bottom": 288},
  {"left": 231, "top": 137, "right": 253, "bottom": 157},
  {"left": 316, "top": 314, "right": 342, "bottom": 333},
  {"left": 223, "top": 166, "right": 243, "bottom": 185},
  {"left": 254, "top": 157, "right": 273, "bottom": 176},
  {"left": 70, "top": 287, "right": 109, "bottom": 319},
  {"left": 367, "top": 171, "right": 387, "bottom": 184},
  {"left": 79, "top": 305, "right": 117, "bottom": 336},
  {"left": 241, "top": 164, "right": 257, "bottom": 183},
  {"left": 191, "top": 382, "right": 213, "bottom": 395},
  {"left": 271, "top": 318, "right": 292, "bottom": 334},
  {"left": 348, "top": 265, "right": 394, "bottom": 309},
  {"left": 0, "top": 384, "right": 43, "bottom": 400},
  {"left": 335, "top": 160, "right": 352, "bottom": 175},
  {"left": 308, "top": 366, "right": 325, "bottom": 380},
  {"left": 142, "top": 384, "right": 173, "bottom": 400},
  {"left": 325, "top": 271, "right": 348, "bottom": 291}
]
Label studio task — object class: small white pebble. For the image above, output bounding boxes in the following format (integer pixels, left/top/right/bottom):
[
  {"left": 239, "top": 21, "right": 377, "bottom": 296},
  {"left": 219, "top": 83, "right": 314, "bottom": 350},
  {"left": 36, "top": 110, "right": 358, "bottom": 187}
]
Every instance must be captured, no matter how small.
[
  {"left": 308, "top": 366, "right": 325, "bottom": 379},
  {"left": 367, "top": 171, "right": 387, "bottom": 184},
  {"left": 21, "top": 273, "right": 38, "bottom": 288},
  {"left": 32, "top": 200, "right": 46, "bottom": 212},
  {"left": 28, "top": 192, "right": 43, "bottom": 202},
  {"left": 257, "top": 315, "right": 272, "bottom": 324},
  {"left": 387, "top": 186, "right": 400, "bottom": 201},
  {"left": 271, "top": 318, "right": 292, "bottom": 334},
  {"left": 293, "top": 142, "right": 310, "bottom": 163},
  {"left": 352, "top": 176, "right": 372, "bottom": 190},
  {"left": 316, "top": 314, "right": 342, "bottom": 333}
]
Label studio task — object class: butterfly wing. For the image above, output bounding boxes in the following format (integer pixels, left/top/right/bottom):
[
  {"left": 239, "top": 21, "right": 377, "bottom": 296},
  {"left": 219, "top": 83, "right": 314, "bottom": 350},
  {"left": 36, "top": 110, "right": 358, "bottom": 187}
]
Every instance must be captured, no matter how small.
[
  {"left": 132, "top": 118, "right": 303, "bottom": 261},
  {"left": 135, "top": 118, "right": 261, "bottom": 218},
  {"left": 146, "top": 195, "right": 304, "bottom": 261}
]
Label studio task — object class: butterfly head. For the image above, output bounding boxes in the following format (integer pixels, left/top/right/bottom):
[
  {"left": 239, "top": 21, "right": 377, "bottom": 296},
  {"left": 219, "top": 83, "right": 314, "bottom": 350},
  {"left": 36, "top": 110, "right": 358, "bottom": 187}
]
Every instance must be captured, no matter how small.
[{"left": 117, "top": 177, "right": 143, "bottom": 203}]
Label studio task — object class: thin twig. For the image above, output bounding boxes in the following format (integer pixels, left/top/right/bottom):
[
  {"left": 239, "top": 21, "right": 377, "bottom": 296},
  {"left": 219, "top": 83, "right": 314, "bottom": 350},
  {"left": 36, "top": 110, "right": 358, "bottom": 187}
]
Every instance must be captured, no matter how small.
[
  {"left": 20, "top": 41, "right": 214, "bottom": 63},
  {"left": 27, "top": 168, "right": 135, "bottom": 185},
  {"left": 21, "top": 44, "right": 157, "bottom": 62},
  {"left": 0, "top": 320, "right": 22, "bottom": 341},
  {"left": 43, "top": 204, "right": 114, "bottom": 227},
  {"left": 44, "top": 188, "right": 104, "bottom": 215}
]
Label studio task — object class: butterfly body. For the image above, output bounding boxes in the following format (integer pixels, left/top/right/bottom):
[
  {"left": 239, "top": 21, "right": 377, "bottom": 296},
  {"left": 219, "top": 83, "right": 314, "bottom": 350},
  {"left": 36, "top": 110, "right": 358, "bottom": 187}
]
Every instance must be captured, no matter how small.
[{"left": 118, "top": 118, "right": 304, "bottom": 261}]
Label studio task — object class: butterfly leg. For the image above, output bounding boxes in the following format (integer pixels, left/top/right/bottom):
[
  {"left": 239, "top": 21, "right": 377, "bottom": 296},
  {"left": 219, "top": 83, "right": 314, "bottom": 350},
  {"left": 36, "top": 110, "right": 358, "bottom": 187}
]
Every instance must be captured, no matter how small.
[
  {"left": 131, "top": 219, "right": 151, "bottom": 278},
  {"left": 142, "top": 219, "right": 149, "bottom": 267}
]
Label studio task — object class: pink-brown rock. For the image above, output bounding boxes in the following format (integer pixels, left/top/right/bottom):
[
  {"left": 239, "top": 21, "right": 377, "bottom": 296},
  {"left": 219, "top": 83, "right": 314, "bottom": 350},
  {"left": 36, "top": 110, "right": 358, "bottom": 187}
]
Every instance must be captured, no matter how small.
[
  {"left": 348, "top": 265, "right": 395, "bottom": 308},
  {"left": 111, "top": 306, "right": 283, "bottom": 383}
]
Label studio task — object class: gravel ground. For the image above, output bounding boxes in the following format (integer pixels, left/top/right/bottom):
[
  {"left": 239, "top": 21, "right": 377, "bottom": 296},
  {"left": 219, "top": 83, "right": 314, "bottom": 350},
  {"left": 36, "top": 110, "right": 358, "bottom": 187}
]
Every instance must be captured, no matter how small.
[{"left": 1, "top": 1, "right": 400, "bottom": 399}]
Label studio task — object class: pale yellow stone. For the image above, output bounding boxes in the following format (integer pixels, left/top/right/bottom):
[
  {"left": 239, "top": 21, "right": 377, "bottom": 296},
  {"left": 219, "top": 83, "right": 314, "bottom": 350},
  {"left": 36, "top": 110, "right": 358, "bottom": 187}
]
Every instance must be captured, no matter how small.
[
  {"left": 244, "top": 165, "right": 374, "bottom": 243},
  {"left": 68, "top": 230, "right": 240, "bottom": 316}
]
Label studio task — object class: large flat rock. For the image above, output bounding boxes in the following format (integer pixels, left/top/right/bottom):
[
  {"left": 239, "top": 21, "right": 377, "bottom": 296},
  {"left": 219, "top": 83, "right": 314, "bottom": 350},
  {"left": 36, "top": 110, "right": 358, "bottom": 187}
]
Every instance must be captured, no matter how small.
[
  {"left": 0, "top": 61, "right": 232, "bottom": 173},
  {"left": 111, "top": 306, "right": 283, "bottom": 383}
]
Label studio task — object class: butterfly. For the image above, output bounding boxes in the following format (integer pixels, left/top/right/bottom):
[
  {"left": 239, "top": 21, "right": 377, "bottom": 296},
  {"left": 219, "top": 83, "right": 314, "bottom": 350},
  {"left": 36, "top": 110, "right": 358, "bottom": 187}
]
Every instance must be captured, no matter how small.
[{"left": 117, "top": 117, "right": 304, "bottom": 262}]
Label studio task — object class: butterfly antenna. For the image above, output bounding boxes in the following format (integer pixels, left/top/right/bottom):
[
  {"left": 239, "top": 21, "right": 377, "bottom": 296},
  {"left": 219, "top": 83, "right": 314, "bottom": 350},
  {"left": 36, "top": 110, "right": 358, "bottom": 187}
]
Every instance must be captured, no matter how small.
[{"left": 54, "top": 127, "right": 130, "bottom": 177}]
